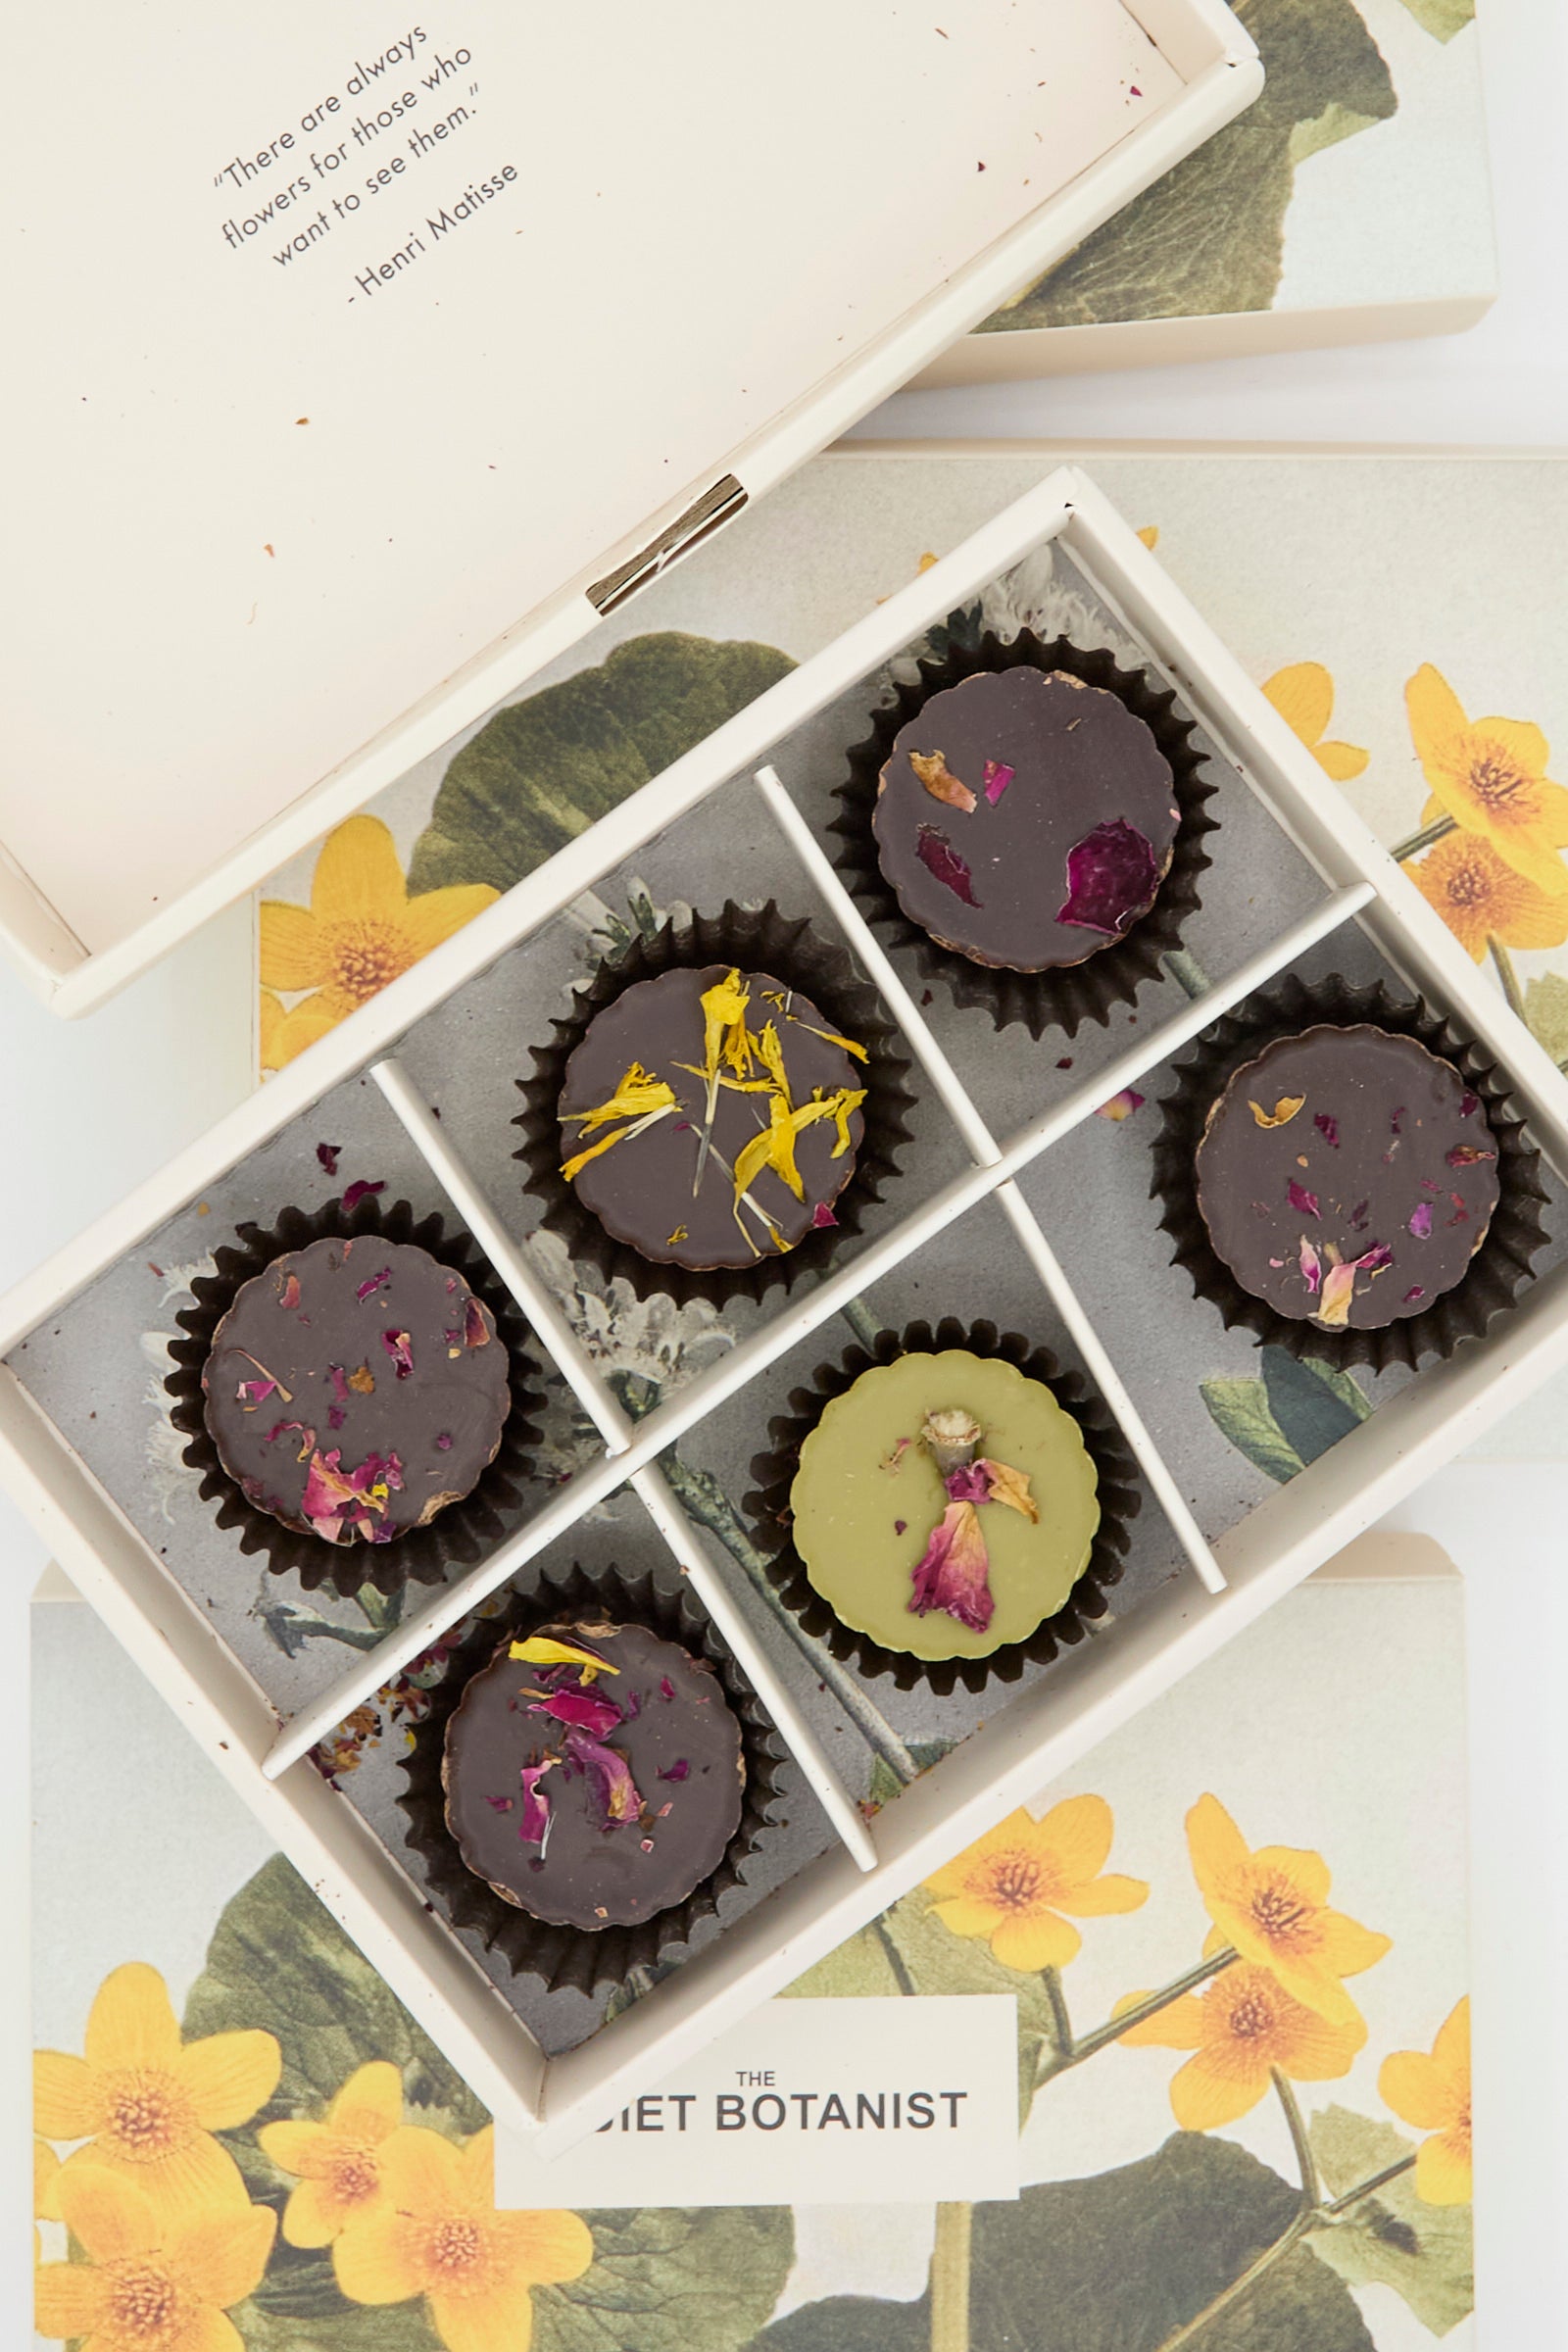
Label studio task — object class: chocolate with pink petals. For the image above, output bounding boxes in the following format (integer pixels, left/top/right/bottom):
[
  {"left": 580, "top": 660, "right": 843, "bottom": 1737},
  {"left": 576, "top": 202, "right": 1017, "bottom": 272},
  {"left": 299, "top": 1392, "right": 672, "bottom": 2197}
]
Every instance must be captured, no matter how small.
[
  {"left": 442, "top": 1620, "right": 745, "bottom": 1931},
  {"left": 1194, "top": 1025, "right": 1500, "bottom": 1333},
  {"left": 871, "top": 665, "right": 1178, "bottom": 972},
  {"left": 202, "top": 1235, "right": 511, "bottom": 1545}
]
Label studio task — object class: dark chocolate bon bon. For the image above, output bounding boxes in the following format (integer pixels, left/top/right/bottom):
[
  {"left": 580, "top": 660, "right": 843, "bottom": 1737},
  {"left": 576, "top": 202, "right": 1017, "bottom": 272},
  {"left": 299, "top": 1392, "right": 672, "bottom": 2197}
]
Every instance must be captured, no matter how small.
[
  {"left": 1194, "top": 1025, "right": 1501, "bottom": 1332},
  {"left": 202, "top": 1236, "right": 512, "bottom": 1544},
  {"left": 557, "top": 963, "right": 866, "bottom": 1273},
  {"left": 442, "top": 1621, "right": 745, "bottom": 1931},
  {"left": 870, "top": 666, "right": 1180, "bottom": 972}
]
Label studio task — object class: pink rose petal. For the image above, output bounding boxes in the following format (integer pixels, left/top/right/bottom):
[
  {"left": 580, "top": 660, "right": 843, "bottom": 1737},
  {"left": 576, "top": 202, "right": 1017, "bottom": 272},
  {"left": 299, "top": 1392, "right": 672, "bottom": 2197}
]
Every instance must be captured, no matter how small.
[
  {"left": 1056, "top": 818, "right": 1159, "bottom": 937},
  {"left": 914, "top": 824, "right": 980, "bottom": 906}
]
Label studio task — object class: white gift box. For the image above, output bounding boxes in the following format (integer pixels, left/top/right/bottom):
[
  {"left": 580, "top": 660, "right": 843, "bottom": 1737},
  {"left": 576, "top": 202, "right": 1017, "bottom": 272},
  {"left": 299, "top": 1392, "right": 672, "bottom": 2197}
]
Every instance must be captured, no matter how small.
[
  {"left": 3, "top": 462, "right": 1566, "bottom": 2155},
  {"left": 0, "top": 0, "right": 1257, "bottom": 1015}
]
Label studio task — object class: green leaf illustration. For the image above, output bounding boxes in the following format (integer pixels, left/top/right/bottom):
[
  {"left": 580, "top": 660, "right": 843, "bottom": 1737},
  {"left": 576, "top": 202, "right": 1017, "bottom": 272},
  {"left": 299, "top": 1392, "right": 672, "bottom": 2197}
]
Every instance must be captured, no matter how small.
[
  {"left": 784, "top": 1886, "right": 1068, "bottom": 2122},
  {"left": 408, "top": 632, "right": 796, "bottom": 895},
  {"left": 750, "top": 2134, "right": 1373, "bottom": 2349},
  {"left": 1524, "top": 970, "right": 1568, "bottom": 1065},
  {"left": 236, "top": 2265, "right": 442, "bottom": 2351},
  {"left": 1261, "top": 1348, "right": 1372, "bottom": 1464},
  {"left": 532, "top": 2206, "right": 794, "bottom": 2352},
  {"left": 1202, "top": 1350, "right": 1371, "bottom": 1484},
  {"left": 1307, "top": 2104, "right": 1474, "bottom": 2335},
  {"left": 1200, "top": 1375, "right": 1305, "bottom": 1484},
  {"left": 979, "top": 0, "right": 1396, "bottom": 332},
  {"left": 182, "top": 1853, "right": 488, "bottom": 2150},
  {"left": 1392, "top": 0, "right": 1474, "bottom": 37}
]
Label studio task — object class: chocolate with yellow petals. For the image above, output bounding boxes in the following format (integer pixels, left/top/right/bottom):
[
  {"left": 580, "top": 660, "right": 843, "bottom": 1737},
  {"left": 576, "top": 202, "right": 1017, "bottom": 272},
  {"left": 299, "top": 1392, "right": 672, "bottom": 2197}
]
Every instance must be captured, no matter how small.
[
  {"left": 788, "top": 1350, "right": 1101, "bottom": 1663},
  {"left": 557, "top": 963, "right": 865, "bottom": 1274},
  {"left": 202, "top": 1236, "right": 511, "bottom": 1544},
  {"left": 1194, "top": 1025, "right": 1501, "bottom": 1332},
  {"left": 442, "top": 1620, "right": 745, "bottom": 1931}
]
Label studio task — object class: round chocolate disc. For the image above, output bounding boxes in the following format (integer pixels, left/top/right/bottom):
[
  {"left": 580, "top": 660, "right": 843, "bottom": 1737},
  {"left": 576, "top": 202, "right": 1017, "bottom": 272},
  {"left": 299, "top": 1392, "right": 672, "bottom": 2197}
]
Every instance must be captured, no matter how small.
[
  {"left": 442, "top": 1620, "right": 745, "bottom": 1931},
  {"left": 202, "top": 1235, "right": 512, "bottom": 1544},
  {"left": 557, "top": 962, "right": 866, "bottom": 1272},
  {"left": 1194, "top": 1025, "right": 1501, "bottom": 1332},
  {"left": 870, "top": 666, "right": 1179, "bottom": 972}
]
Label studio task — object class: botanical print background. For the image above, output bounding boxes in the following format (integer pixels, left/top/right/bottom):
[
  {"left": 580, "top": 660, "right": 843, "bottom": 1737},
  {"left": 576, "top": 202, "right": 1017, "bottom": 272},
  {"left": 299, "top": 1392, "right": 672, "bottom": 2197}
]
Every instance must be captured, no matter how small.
[
  {"left": 251, "top": 450, "right": 1568, "bottom": 1494},
  {"left": 33, "top": 1568, "right": 1470, "bottom": 2350},
  {"left": 974, "top": 0, "right": 1493, "bottom": 337}
]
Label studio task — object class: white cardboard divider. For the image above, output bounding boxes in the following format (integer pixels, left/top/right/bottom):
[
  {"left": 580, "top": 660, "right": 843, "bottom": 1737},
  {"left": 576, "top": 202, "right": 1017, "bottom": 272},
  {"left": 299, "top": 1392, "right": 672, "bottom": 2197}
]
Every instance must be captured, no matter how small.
[{"left": 5, "top": 464, "right": 1567, "bottom": 2152}]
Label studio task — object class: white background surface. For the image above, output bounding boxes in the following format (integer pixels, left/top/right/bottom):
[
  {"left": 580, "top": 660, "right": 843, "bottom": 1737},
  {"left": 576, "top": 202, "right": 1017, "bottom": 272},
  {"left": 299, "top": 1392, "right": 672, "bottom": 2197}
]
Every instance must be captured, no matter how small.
[{"left": 7, "top": 0, "right": 1567, "bottom": 2333}]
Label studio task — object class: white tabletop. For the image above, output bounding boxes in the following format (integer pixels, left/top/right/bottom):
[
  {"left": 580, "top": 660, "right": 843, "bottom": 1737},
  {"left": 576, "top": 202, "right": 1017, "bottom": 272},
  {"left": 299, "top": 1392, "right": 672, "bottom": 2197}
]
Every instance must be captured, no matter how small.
[{"left": 8, "top": 0, "right": 1567, "bottom": 2334}]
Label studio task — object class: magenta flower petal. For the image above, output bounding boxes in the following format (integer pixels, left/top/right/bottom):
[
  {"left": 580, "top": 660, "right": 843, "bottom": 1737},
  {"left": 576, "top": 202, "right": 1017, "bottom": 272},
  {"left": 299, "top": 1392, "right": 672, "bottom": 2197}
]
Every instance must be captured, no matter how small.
[
  {"left": 1055, "top": 818, "right": 1158, "bottom": 937},
  {"left": 915, "top": 824, "right": 980, "bottom": 906},
  {"left": 528, "top": 1687, "right": 622, "bottom": 1739},
  {"left": 1312, "top": 1114, "right": 1340, "bottom": 1148},
  {"left": 564, "top": 1729, "right": 644, "bottom": 1826},
  {"left": 1408, "top": 1202, "right": 1433, "bottom": 1239},
  {"left": 907, "top": 1500, "right": 994, "bottom": 1633},
  {"left": 381, "top": 1327, "right": 416, "bottom": 1379},
  {"left": 982, "top": 759, "right": 1015, "bottom": 806},
  {"left": 811, "top": 1200, "right": 838, "bottom": 1229},
  {"left": 1287, "top": 1181, "right": 1319, "bottom": 1219},
  {"left": 317, "top": 1142, "right": 342, "bottom": 1176},
  {"left": 1298, "top": 1235, "right": 1322, "bottom": 1295},
  {"left": 518, "top": 1761, "right": 556, "bottom": 1846},
  {"left": 354, "top": 1265, "right": 392, "bottom": 1302},
  {"left": 464, "top": 1298, "right": 491, "bottom": 1348},
  {"left": 341, "top": 1179, "right": 386, "bottom": 1210},
  {"left": 659, "top": 1759, "right": 691, "bottom": 1783}
]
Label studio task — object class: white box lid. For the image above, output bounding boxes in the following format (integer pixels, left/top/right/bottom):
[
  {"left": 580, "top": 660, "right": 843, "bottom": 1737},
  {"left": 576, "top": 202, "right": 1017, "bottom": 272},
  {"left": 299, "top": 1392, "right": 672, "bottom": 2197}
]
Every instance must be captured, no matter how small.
[{"left": 2, "top": 0, "right": 1257, "bottom": 991}]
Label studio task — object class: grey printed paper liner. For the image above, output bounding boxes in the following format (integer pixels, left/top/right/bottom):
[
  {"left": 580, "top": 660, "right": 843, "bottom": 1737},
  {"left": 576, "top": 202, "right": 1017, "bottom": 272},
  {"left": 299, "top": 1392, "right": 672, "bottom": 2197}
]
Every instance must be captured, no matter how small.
[
  {"left": 743, "top": 1316, "right": 1141, "bottom": 1699},
  {"left": 1151, "top": 971, "right": 1551, "bottom": 1375},
  {"left": 514, "top": 899, "right": 917, "bottom": 1309},
  {"left": 167, "top": 1197, "right": 546, "bottom": 1599},
  {"left": 831, "top": 629, "right": 1217, "bottom": 1040},
  {"left": 396, "top": 1558, "right": 787, "bottom": 1999}
]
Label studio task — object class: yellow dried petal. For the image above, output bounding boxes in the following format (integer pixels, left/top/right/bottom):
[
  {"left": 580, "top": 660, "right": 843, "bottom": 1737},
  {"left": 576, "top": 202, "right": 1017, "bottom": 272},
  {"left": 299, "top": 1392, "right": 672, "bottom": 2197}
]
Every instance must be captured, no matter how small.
[
  {"left": 909, "top": 749, "right": 977, "bottom": 813},
  {"left": 1248, "top": 1095, "right": 1307, "bottom": 1129},
  {"left": 756, "top": 1020, "right": 791, "bottom": 1100},
  {"left": 565, "top": 1062, "right": 678, "bottom": 1136},
  {"left": 509, "top": 1635, "right": 618, "bottom": 1680},
  {"left": 978, "top": 1457, "right": 1039, "bottom": 1523},
  {"left": 788, "top": 1018, "right": 868, "bottom": 1063}
]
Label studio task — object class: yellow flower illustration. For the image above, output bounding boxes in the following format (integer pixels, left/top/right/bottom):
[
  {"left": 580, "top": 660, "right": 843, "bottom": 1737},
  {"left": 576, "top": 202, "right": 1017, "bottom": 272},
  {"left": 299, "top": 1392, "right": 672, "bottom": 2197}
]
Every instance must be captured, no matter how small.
[
  {"left": 260, "top": 815, "right": 499, "bottom": 1067},
  {"left": 35, "top": 2135, "right": 62, "bottom": 2261},
  {"left": 1406, "top": 662, "right": 1568, "bottom": 896},
  {"left": 34, "top": 1962, "right": 281, "bottom": 2222},
  {"left": 924, "top": 1795, "right": 1148, "bottom": 1972},
  {"left": 1186, "top": 1794, "right": 1390, "bottom": 2027},
  {"left": 1404, "top": 828, "right": 1568, "bottom": 961},
  {"left": 1261, "top": 662, "right": 1368, "bottom": 782},
  {"left": 1116, "top": 1960, "right": 1365, "bottom": 2131},
  {"left": 34, "top": 2164, "right": 274, "bottom": 2352},
  {"left": 258, "top": 2060, "right": 403, "bottom": 2248},
  {"left": 333, "top": 2124, "right": 592, "bottom": 2352},
  {"left": 1380, "top": 1996, "right": 1472, "bottom": 2205}
]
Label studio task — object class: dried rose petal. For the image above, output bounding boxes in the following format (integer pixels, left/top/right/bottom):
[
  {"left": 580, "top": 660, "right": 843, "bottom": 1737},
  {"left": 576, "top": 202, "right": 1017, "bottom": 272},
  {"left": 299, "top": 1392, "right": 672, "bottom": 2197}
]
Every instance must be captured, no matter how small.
[
  {"left": 1348, "top": 1198, "right": 1370, "bottom": 1231},
  {"left": 1408, "top": 1203, "right": 1434, "bottom": 1239},
  {"left": 342, "top": 1179, "right": 386, "bottom": 1210},
  {"left": 1287, "top": 1181, "right": 1319, "bottom": 1218},
  {"left": 811, "top": 1200, "right": 838, "bottom": 1229},
  {"left": 660, "top": 1759, "right": 691, "bottom": 1783},
  {"left": 982, "top": 759, "right": 1014, "bottom": 806},
  {"left": 329, "top": 1365, "right": 351, "bottom": 1405},
  {"left": 1459, "top": 1092, "right": 1480, "bottom": 1119},
  {"left": 484, "top": 1794, "right": 514, "bottom": 1814},
  {"left": 1055, "top": 818, "right": 1158, "bottom": 937},
  {"left": 1313, "top": 1113, "right": 1340, "bottom": 1148},
  {"left": 381, "top": 1328, "right": 415, "bottom": 1379},
  {"left": 908, "top": 749, "right": 976, "bottom": 813},
  {"left": 528, "top": 1686, "right": 622, "bottom": 1739},
  {"left": 565, "top": 1730, "right": 643, "bottom": 1826},
  {"left": 944, "top": 1461, "right": 993, "bottom": 1505},
  {"left": 659, "top": 1677, "right": 676, "bottom": 1701},
  {"left": 915, "top": 824, "right": 980, "bottom": 906},
  {"left": 355, "top": 1266, "right": 392, "bottom": 1302},
  {"left": 317, "top": 1143, "right": 342, "bottom": 1177},
  {"left": 518, "top": 1761, "right": 556, "bottom": 1846},
  {"left": 465, "top": 1298, "right": 491, "bottom": 1348},
  {"left": 435, "top": 1432, "right": 453, "bottom": 1451},
  {"left": 327, "top": 1405, "right": 346, "bottom": 1430},
  {"left": 908, "top": 1500, "right": 994, "bottom": 1633},
  {"left": 1403, "top": 1286, "right": 1426, "bottom": 1303},
  {"left": 1315, "top": 1242, "right": 1391, "bottom": 1330},
  {"left": 300, "top": 1446, "right": 404, "bottom": 1543},
  {"left": 279, "top": 1274, "right": 302, "bottom": 1311},
  {"left": 1298, "top": 1236, "right": 1322, "bottom": 1295},
  {"left": 236, "top": 1376, "right": 278, "bottom": 1406},
  {"left": 1096, "top": 1089, "right": 1145, "bottom": 1123},
  {"left": 1446, "top": 1144, "right": 1495, "bottom": 1167}
]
